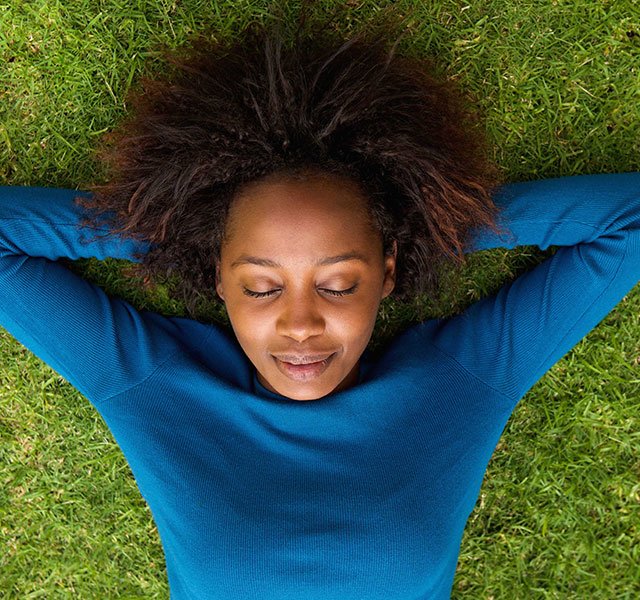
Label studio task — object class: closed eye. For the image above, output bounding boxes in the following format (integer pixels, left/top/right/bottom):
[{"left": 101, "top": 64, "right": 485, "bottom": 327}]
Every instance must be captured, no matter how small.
[
  {"left": 242, "top": 288, "right": 278, "bottom": 299},
  {"left": 322, "top": 285, "right": 358, "bottom": 297}
]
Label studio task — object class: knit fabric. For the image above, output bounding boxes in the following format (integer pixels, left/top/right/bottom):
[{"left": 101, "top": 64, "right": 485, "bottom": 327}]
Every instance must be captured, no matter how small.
[{"left": 1, "top": 173, "right": 638, "bottom": 599}]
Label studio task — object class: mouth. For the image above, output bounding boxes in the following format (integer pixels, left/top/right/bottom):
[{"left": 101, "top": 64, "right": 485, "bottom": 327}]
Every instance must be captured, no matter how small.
[{"left": 272, "top": 353, "right": 336, "bottom": 381}]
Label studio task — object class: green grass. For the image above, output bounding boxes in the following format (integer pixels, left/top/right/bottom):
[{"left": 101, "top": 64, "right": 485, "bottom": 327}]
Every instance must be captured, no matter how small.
[{"left": 1, "top": 0, "right": 639, "bottom": 597}]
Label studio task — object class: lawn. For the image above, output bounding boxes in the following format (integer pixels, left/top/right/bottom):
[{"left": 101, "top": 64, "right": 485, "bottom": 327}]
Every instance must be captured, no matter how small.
[{"left": 1, "top": 0, "right": 639, "bottom": 597}]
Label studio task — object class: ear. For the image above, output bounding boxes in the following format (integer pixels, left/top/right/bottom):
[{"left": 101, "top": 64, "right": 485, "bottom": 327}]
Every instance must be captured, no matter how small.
[
  {"left": 381, "top": 240, "right": 397, "bottom": 299},
  {"left": 215, "top": 263, "right": 225, "bottom": 302}
]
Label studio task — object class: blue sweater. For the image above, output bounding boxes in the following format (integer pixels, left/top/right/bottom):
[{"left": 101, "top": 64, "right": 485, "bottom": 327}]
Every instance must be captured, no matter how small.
[{"left": 0, "top": 174, "right": 639, "bottom": 599}]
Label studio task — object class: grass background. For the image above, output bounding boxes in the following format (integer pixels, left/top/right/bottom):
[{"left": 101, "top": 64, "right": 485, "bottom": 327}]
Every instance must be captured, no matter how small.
[{"left": 1, "top": 0, "right": 639, "bottom": 597}]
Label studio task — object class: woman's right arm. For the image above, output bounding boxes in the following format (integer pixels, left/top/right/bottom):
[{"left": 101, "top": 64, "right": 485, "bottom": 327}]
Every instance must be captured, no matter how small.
[{"left": 0, "top": 186, "right": 209, "bottom": 404}]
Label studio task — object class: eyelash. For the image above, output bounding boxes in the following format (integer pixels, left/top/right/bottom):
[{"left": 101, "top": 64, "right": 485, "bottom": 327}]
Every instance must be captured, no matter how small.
[{"left": 242, "top": 285, "right": 358, "bottom": 299}]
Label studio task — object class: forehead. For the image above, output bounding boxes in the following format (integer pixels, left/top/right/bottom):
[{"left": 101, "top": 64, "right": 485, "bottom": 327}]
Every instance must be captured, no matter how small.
[{"left": 225, "top": 173, "right": 378, "bottom": 248}]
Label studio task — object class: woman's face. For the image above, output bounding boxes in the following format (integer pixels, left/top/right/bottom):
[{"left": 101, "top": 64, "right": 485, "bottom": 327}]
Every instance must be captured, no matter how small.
[{"left": 215, "top": 171, "right": 396, "bottom": 401}]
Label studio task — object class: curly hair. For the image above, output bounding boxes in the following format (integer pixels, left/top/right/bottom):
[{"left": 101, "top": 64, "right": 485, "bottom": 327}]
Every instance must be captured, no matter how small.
[{"left": 75, "top": 6, "right": 505, "bottom": 317}]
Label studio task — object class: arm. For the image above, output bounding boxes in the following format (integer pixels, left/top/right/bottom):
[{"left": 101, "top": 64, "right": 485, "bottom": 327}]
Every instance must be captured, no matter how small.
[
  {"left": 421, "top": 172, "right": 640, "bottom": 403},
  {"left": 0, "top": 186, "right": 211, "bottom": 404}
]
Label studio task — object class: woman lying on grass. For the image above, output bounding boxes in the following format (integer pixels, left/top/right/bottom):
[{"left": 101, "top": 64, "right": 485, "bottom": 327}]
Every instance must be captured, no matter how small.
[{"left": 1, "top": 11, "right": 638, "bottom": 600}]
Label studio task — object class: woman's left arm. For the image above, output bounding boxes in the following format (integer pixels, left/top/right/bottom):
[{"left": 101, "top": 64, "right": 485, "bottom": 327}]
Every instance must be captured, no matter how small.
[{"left": 422, "top": 172, "right": 640, "bottom": 404}]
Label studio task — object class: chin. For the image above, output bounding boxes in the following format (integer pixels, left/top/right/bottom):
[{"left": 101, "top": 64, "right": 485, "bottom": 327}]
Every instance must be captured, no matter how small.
[
  {"left": 280, "top": 385, "right": 333, "bottom": 401},
  {"left": 267, "top": 376, "right": 337, "bottom": 401}
]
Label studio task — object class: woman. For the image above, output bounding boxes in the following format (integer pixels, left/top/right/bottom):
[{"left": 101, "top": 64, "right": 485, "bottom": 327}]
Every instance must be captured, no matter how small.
[{"left": 1, "top": 12, "right": 638, "bottom": 600}]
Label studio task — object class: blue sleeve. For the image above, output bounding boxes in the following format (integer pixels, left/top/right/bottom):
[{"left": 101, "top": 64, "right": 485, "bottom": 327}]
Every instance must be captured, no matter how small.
[
  {"left": 424, "top": 172, "right": 640, "bottom": 402},
  {"left": 0, "top": 186, "right": 212, "bottom": 404}
]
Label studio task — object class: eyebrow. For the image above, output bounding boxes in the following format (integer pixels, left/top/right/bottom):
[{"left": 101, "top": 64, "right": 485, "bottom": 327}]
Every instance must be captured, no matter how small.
[{"left": 230, "top": 251, "right": 370, "bottom": 269}]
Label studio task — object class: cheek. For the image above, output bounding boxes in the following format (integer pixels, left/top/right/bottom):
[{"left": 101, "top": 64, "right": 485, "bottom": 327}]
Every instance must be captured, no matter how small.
[
  {"left": 327, "top": 303, "right": 379, "bottom": 351},
  {"left": 225, "top": 303, "right": 272, "bottom": 352}
]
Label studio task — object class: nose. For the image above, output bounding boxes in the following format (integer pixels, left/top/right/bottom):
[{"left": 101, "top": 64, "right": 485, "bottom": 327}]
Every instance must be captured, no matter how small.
[{"left": 275, "top": 291, "right": 326, "bottom": 342}]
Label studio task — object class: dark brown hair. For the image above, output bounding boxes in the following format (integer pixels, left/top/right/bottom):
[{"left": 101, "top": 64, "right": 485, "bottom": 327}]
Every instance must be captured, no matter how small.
[{"left": 75, "top": 6, "right": 505, "bottom": 317}]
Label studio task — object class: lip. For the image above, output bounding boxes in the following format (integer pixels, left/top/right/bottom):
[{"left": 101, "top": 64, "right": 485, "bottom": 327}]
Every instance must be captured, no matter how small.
[{"left": 272, "top": 353, "right": 336, "bottom": 381}]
